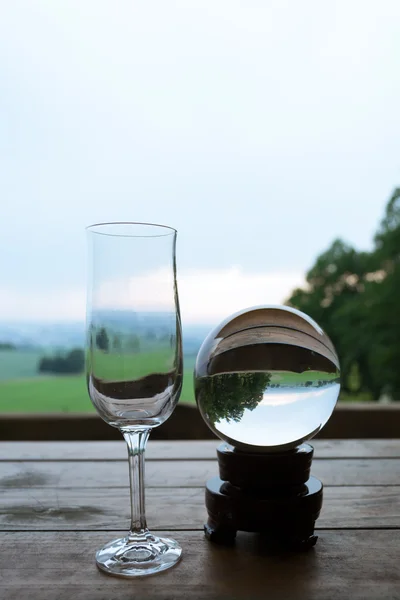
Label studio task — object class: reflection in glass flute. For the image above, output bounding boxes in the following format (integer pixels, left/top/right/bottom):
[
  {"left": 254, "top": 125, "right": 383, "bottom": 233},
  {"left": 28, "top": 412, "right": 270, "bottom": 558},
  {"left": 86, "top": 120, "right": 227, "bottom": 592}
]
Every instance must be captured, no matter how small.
[{"left": 86, "top": 222, "right": 183, "bottom": 577}]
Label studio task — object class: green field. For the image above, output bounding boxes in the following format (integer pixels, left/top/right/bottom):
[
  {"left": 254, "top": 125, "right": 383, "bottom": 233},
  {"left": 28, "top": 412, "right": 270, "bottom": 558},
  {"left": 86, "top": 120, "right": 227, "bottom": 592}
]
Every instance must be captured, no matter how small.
[
  {"left": 0, "top": 348, "right": 197, "bottom": 412},
  {"left": 91, "top": 349, "right": 177, "bottom": 381},
  {"left": 0, "top": 376, "right": 93, "bottom": 412},
  {"left": 0, "top": 371, "right": 197, "bottom": 413},
  {"left": 0, "top": 370, "right": 368, "bottom": 413},
  {"left": 0, "top": 349, "right": 369, "bottom": 413}
]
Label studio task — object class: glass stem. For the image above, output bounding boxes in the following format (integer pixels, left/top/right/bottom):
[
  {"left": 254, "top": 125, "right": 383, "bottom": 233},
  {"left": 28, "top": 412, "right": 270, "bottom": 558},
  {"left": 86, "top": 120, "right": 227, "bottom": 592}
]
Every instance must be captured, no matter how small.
[{"left": 123, "top": 428, "right": 151, "bottom": 538}]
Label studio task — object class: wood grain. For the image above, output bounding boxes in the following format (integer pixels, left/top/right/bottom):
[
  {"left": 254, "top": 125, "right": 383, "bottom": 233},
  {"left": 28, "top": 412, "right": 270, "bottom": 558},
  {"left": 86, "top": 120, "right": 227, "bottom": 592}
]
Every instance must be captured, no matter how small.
[
  {"left": 2, "top": 439, "right": 400, "bottom": 462},
  {"left": 1, "top": 485, "right": 400, "bottom": 531},
  {"left": 1, "top": 458, "right": 399, "bottom": 489},
  {"left": 0, "top": 440, "right": 217, "bottom": 461},
  {"left": 0, "top": 530, "right": 399, "bottom": 600},
  {"left": 2, "top": 440, "right": 400, "bottom": 600}
]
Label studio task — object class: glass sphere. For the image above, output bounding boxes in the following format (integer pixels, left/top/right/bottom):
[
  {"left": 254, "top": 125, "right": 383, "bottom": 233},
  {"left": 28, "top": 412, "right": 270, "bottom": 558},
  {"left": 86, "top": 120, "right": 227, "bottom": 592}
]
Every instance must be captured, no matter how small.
[{"left": 194, "top": 306, "right": 340, "bottom": 452}]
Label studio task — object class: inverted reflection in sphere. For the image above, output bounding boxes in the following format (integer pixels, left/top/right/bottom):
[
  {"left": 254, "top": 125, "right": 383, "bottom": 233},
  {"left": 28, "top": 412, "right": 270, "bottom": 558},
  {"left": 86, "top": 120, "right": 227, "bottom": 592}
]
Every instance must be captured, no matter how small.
[{"left": 195, "top": 306, "right": 340, "bottom": 452}]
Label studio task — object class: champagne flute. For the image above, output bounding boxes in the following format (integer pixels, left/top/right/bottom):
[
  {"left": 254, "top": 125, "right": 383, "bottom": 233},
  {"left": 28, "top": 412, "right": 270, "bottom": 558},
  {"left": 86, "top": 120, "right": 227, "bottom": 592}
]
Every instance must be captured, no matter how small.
[{"left": 86, "top": 222, "right": 183, "bottom": 577}]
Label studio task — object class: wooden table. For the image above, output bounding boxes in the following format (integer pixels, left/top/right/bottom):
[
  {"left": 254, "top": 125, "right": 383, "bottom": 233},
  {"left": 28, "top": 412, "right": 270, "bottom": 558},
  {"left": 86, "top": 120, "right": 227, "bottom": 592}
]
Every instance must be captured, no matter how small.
[{"left": 1, "top": 440, "right": 399, "bottom": 599}]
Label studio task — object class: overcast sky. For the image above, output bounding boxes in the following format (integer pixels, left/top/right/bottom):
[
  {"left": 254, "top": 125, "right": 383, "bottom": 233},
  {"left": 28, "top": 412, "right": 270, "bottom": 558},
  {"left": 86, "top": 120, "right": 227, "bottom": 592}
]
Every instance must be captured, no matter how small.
[{"left": 0, "top": 1, "right": 399, "bottom": 324}]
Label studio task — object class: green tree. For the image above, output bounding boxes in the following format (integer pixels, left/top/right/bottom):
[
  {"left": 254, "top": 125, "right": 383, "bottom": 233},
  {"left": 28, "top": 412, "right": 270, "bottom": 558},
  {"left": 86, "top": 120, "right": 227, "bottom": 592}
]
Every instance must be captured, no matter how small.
[
  {"left": 65, "top": 348, "right": 85, "bottom": 373},
  {"left": 0, "top": 342, "right": 16, "bottom": 350},
  {"left": 96, "top": 328, "right": 109, "bottom": 352},
  {"left": 287, "top": 188, "right": 400, "bottom": 400},
  {"left": 38, "top": 348, "right": 84, "bottom": 374},
  {"left": 197, "top": 372, "right": 271, "bottom": 424},
  {"left": 366, "top": 188, "right": 400, "bottom": 399}
]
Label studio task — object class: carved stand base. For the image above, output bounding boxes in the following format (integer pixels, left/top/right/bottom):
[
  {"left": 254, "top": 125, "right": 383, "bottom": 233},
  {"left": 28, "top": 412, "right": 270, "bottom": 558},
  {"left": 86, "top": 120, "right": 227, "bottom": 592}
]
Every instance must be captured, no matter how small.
[{"left": 204, "top": 443, "right": 323, "bottom": 551}]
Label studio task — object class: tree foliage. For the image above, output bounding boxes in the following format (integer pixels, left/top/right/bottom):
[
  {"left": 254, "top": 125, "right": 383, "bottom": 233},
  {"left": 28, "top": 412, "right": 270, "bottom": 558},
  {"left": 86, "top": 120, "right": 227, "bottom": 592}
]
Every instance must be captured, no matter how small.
[
  {"left": 287, "top": 188, "right": 400, "bottom": 400},
  {"left": 95, "top": 328, "right": 110, "bottom": 352},
  {"left": 197, "top": 372, "right": 271, "bottom": 424},
  {"left": 38, "top": 348, "right": 85, "bottom": 375},
  {"left": 0, "top": 342, "right": 16, "bottom": 350}
]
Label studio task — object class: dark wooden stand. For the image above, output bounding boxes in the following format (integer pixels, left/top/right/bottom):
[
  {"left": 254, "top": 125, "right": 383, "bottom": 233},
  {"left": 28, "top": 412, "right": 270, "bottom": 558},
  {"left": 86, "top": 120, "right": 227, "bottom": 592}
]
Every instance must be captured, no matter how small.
[{"left": 204, "top": 442, "right": 323, "bottom": 550}]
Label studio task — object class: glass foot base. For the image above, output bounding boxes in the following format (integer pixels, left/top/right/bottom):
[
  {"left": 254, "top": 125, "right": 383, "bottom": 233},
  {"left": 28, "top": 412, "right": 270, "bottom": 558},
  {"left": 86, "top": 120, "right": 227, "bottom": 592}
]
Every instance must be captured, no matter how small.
[{"left": 95, "top": 533, "right": 182, "bottom": 578}]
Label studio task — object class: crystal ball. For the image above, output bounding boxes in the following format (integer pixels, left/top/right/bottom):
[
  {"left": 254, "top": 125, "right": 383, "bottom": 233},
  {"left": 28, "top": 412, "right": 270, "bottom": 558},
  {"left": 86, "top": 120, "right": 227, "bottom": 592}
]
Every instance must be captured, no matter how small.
[{"left": 194, "top": 306, "right": 340, "bottom": 452}]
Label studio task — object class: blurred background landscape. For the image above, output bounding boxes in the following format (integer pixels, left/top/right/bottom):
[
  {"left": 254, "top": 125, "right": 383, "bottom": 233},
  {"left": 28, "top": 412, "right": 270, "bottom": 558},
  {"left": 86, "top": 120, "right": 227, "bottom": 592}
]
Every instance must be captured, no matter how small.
[
  {"left": 0, "top": 1, "right": 399, "bottom": 412},
  {"left": 2, "top": 186, "right": 399, "bottom": 411}
]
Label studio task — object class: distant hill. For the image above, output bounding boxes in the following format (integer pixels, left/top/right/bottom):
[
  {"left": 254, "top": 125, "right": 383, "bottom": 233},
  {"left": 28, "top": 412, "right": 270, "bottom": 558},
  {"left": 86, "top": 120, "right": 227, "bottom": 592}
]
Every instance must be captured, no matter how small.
[
  {"left": 0, "top": 322, "right": 85, "bottom": 350},
  {"left": 0, "top": 318, "right": 213, "bottom": 355}
]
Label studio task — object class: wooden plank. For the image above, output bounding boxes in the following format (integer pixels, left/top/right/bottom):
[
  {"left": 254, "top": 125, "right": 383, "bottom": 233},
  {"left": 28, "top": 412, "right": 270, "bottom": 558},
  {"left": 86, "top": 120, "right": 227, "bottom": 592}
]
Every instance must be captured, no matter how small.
[
  {"left": 0, "top": 487, "right": 202, "bottom": 531},
  {"left": 0, "top": 530, "right": 399, "bottom": 600},
  {"left": 1, "top": 486, "right": 400, "bottom": 531},
  {"left": 0, "top": 440, "right": 218, "bottom": 461},
  {"left": 1, "top": 458, "right": 399, "bottom": 488},
  {"left": 313, "top": 439, "right": 400, "bottom": 459},
  {"left": 2, "top": 439, "right": 400, "bottom": 461},
  {"left": 2, "top": 404, "right": 400, "bottom": 441}
]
